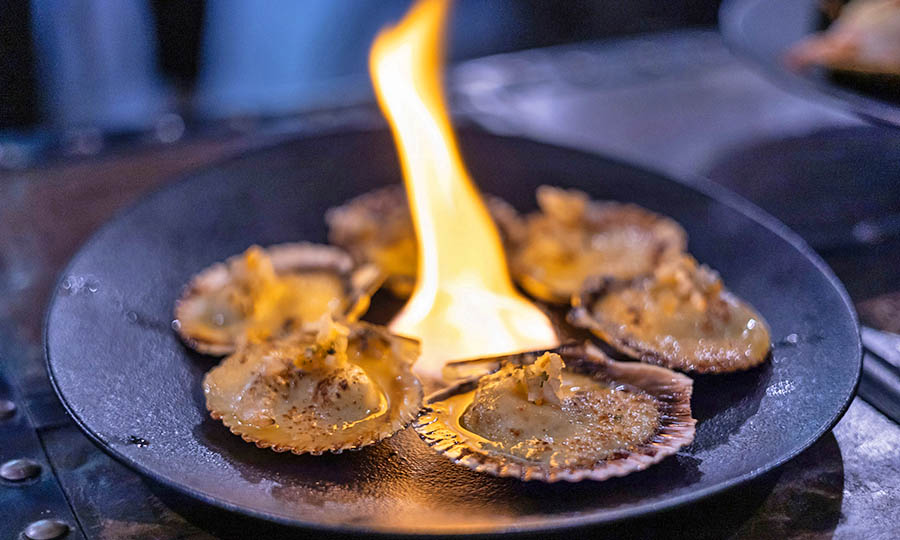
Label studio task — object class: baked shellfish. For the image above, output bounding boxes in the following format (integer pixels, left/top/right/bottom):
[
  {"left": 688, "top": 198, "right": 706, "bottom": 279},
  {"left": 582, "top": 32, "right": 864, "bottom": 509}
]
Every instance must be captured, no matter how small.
[
  {"left": 415, "top": 343, "right": 695, "bottom": 482},
  {"left": 326, "top": 185, "right": 523, "bottom": 297},
  {"left": 570, "top": 255, "right": 771, "bottom": 373},
  {"left": 204, "top": 316, "right": 423, "bottom": 454},
  {"left": 509, "top": 186, "right": 687, "bottom": 304},
  {"left": 174, "top": 243, "right": 381, "bottom": 355},
  {"left": 787, "top": 0, "right": 900, "bottom": 77}
]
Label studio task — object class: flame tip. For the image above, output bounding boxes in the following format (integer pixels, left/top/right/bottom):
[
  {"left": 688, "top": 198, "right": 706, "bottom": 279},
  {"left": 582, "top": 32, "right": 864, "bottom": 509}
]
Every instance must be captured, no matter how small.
[{"left": 372, "top": 0, "right": 559, "bottom": 383}]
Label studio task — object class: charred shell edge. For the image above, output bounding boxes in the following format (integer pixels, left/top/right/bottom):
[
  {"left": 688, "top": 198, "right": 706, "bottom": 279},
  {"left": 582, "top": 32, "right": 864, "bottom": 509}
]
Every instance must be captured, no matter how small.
[
  {"left": 569, "top": 276, "right": 770, "bottom": 374},
  {"left": 415, "top": 342, "right": 695, "bottom": 482},
  {"left": 174, "top": 242, "right": 385, "bottom": 356},
  {"left": 509, "top": 202, "right": 688, "bottom": 305},
  {"left": 206, "top": 323, "right": 424, "bottom": 455}
]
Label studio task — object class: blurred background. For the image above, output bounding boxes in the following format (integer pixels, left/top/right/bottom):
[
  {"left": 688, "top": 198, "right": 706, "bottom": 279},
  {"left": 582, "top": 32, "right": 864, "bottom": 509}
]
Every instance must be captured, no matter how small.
[{"left": 1, "top": 0, "right": 720, "bottom": 164}]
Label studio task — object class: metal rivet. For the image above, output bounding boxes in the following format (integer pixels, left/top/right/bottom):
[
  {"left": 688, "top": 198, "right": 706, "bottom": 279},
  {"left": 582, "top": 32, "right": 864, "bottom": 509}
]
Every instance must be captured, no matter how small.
[
  {"left": 0, "top": 458, "right": 41, "bottom": 481},
  {"left": 23, "top": 519, "right": 70, "bottom": 540},
  {"left": 0, "top": 399, "right": 15, "bottom": 420}
]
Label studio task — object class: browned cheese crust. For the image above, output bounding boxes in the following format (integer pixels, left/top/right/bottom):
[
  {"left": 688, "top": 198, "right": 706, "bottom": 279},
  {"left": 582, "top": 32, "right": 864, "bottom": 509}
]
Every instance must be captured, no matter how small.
[
  {"left": 174, "top": 243, "right": 382, "bottom": 355},
  {"left": 509, "top": 186, "right": 687, "bottom": 304},
  {"left": 204, "top": 321, "right": 422, "bottom": 454},
  {"left": 569, "top": 255, "right": 771, "bottom": 373}
]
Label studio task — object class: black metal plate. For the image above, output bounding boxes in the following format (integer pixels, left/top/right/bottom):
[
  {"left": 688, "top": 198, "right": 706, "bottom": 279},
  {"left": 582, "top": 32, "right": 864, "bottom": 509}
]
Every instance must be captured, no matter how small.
[
  {"left": 45, "top": 130, "right": 860, "bottom": 536},
  {"left": 720, "top": 0, "right": 900, "bottom": 127}
]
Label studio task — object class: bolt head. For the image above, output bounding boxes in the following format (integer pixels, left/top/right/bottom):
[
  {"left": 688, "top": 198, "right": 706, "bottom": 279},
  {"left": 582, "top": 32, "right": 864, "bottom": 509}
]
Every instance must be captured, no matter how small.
[
  {"left": 0, "top": 458, "right": 41, "bottom": 482},
  {"left": 0, "top": 399, "right": 15, "bottom": 420},
  {"left": 24, "top": 519, "right": 70, "bottom": 540}
]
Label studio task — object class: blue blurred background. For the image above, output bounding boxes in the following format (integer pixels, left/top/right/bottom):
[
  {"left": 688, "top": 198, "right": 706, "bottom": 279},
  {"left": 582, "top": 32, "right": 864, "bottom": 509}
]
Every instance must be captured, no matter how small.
[{"left": 1, "top": 1, "right": 720, "bottom": 139}]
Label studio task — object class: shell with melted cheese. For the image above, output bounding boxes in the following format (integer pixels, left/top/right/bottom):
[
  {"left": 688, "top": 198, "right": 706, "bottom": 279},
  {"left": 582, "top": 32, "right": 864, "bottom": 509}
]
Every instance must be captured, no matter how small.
[
  {"left": 462, "top": 353, "right": 661, "bottom": 469},
  {"left": 415, "top": 344, "right": 695, "bottom": 482},
  {"left": 174, "top": 243, "right": 381, "bottom": 355},
  {"left": 509, "top": 186, "right": 687, "bottom": 304},
  {"left": 570, "top": 255, "right": 771, "bottom": 373},
  {"left": 204, "top": 316, "right": 423, "bottom": 454}
]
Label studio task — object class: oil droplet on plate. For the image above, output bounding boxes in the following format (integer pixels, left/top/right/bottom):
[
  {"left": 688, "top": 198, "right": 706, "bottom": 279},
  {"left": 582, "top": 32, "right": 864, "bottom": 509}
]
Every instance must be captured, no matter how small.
[{"left": 126, "top": 435, "right": 150, "bottom": 448}]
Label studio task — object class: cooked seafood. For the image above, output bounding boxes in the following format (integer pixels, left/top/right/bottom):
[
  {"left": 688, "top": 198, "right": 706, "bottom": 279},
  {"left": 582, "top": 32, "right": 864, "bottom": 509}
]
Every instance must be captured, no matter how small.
[
  {"left": 787, "top": 0, "right": 900, "bottom": 75},
  {"left": 204, "top": 316, "right": 423, "bottom": 454},
  {"left": 326, "top": 185, "right": 523, "bottom": 297},
  {"left": 570, "top": 255, "right": 771, "bottom": 373},
  {"left": 174, "top": 243, "right": 381, "bottom": 355},
  {"left": 415, "top": 343, "right": 695, "bottom": 482},
  {"left": 509, "top": 186, "right": 687, "bottom": 304}
]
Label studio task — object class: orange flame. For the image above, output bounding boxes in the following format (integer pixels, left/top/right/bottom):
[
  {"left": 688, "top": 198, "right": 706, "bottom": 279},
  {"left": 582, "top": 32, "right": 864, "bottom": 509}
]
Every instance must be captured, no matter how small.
[{"left": 370, "top": 0, "right": 558, "bottom": 384}]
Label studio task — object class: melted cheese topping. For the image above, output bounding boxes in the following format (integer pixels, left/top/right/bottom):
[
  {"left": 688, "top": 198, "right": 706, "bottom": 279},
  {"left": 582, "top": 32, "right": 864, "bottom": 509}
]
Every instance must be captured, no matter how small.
[
  {"left": 297, "top": 313, "right": 352, "bottom": 369},
  {"left": 180, "top": 246, "right": 347, "bottom": 345},
  {"left": 513, "top": 186, "right": 685, "bottom": 302},
  {"left": 593, "top": 255, "right": 771, "bottom": 372},
  {"left": 458, "top": 360, "right": 661, "bottom": 468},
  {"left": 203, "top": 321, "right": 422, "bottom": 452},
  {"left": 229, "top": 359, "right": 384, "bottom": 434},
  {"left": 210, "top": 317, "right": 383, "bottom": 436},
  {"left": 506, "top": 352, "right": 565, "bottom": 406}
]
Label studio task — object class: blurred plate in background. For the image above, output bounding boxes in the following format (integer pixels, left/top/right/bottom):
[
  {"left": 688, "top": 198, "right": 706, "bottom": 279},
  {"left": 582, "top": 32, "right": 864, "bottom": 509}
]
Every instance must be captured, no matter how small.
[{"left": 720, "top": 0, "right": 900, "bottom": 127}]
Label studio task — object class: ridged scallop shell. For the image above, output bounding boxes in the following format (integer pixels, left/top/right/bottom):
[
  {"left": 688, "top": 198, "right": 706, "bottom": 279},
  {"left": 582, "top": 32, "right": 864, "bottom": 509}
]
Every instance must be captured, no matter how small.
[
  {"left": 326, "top": 184, "right": 523, "bottom": 298},
  {"left": 415, "top": 342, "right": 695, "bottom": 482},
  {"left": 204, "top": 322, "right": 423, "bottom": 455},
  {"left": 508, "top": 186, "right": 687, "bottom": 304},
  {"left": 174, "top": 243, "right": 383, "bottom": 355},
  {"left": 569, "top": 263, "right": 771, "bottom": 374}
]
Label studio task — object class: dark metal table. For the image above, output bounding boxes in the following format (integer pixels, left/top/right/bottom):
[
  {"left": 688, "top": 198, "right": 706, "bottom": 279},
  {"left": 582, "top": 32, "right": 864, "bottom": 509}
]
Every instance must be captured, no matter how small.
[{"left": 2, "top": 30, "right": 898, "bottom": 539}]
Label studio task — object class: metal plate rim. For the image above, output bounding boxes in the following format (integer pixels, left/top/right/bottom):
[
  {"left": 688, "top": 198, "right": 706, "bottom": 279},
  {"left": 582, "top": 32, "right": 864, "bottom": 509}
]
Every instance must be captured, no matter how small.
[{"left": 43, "top": 128, "right": 862, "bottom": 537}]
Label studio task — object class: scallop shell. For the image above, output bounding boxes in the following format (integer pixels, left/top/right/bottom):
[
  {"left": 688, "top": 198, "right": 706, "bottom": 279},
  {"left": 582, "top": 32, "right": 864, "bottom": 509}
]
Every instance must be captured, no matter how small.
[
  {"left": 509, "top": 186, "right": 687, "bottom": 304},
  {"left": 569, "top": 258, "right": 771, "bottom": 374},
  {"left": 415, "top": 342, "right": 695, "bottom": 482},
  {"left": 326, "top": 184, "right": 523, "bottom": 297},
  {"left": 174, "top": 243, "right": 383, "bottom": 355},
  {"left": 204, "top": 322, "right": 423, "bottom": 455}
]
